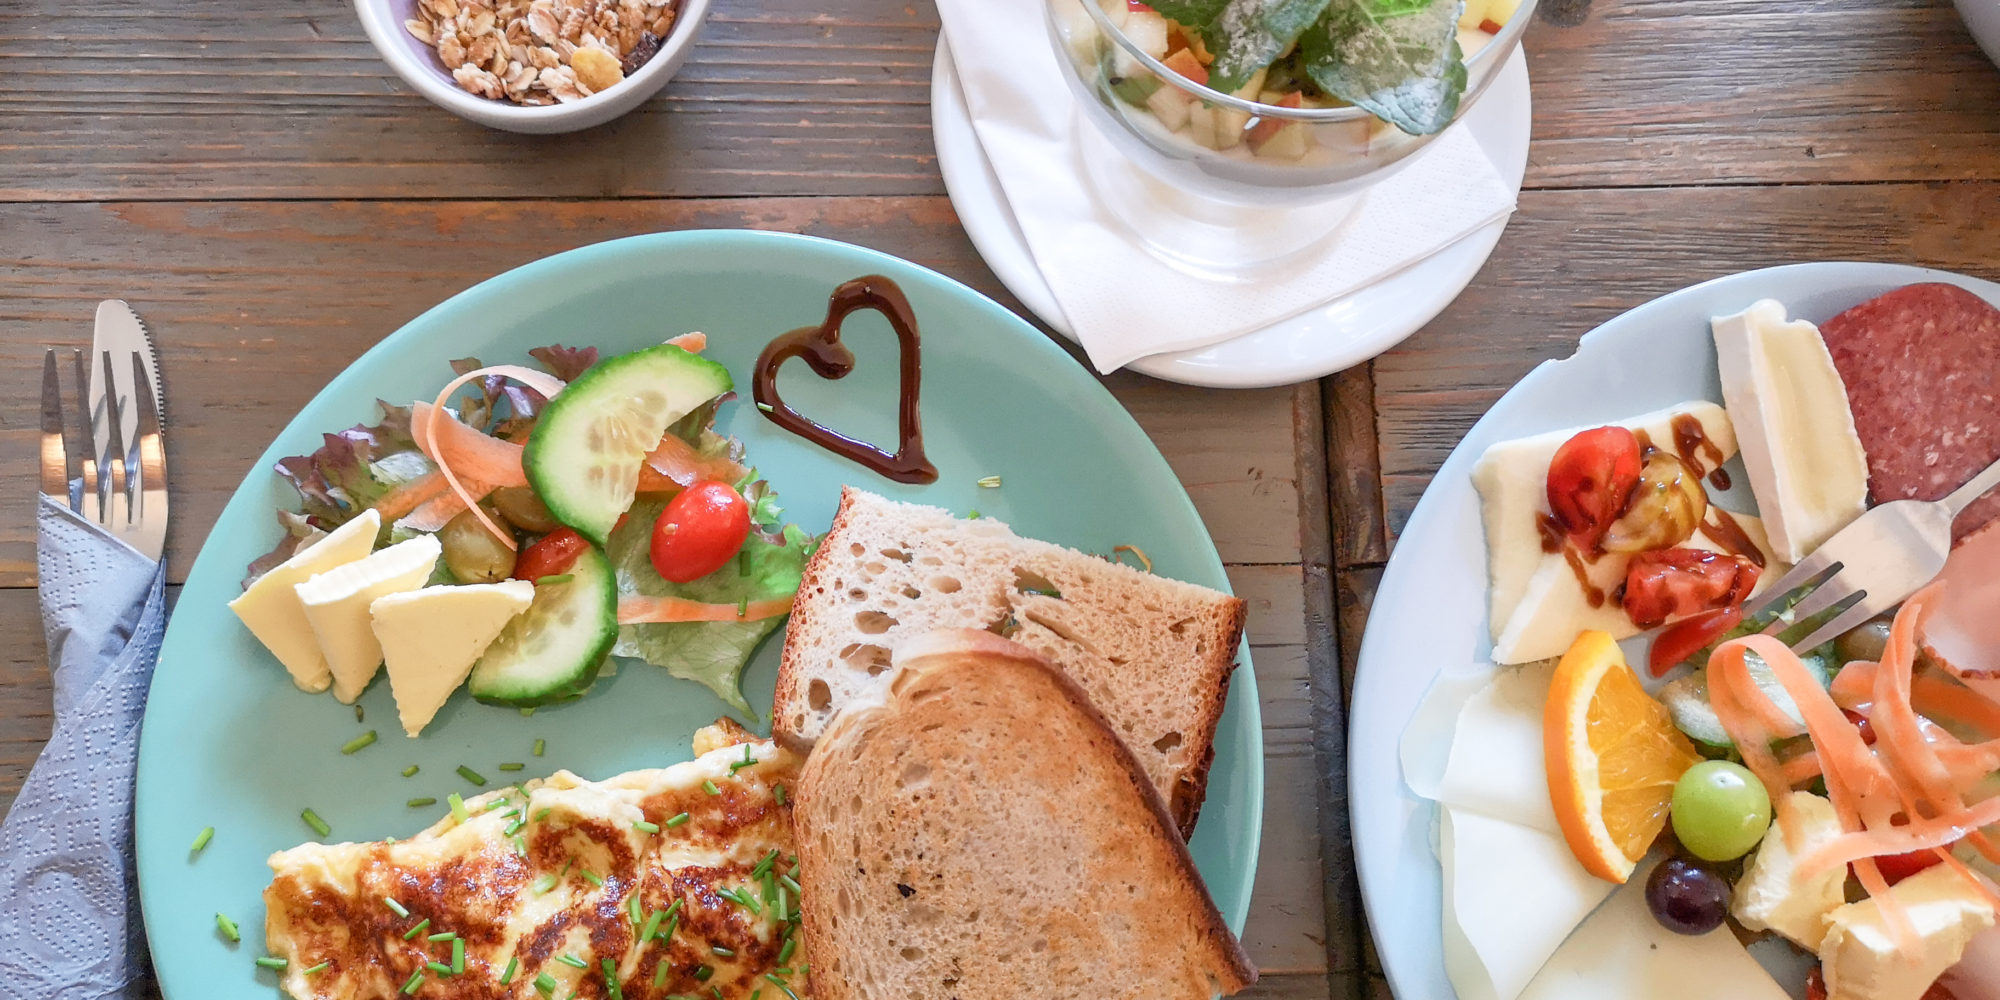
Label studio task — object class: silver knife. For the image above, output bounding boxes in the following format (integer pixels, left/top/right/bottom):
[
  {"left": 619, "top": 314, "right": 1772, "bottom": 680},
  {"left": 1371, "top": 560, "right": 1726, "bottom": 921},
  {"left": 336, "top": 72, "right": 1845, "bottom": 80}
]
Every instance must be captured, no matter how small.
[{"left": 88, "top": 300, "right": 168, "bottom": 560}]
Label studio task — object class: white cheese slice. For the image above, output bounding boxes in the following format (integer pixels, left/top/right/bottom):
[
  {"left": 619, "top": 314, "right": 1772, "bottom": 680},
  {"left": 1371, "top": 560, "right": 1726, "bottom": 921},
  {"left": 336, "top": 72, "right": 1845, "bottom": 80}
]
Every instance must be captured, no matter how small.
[
  {"left": 1491, "top": 509, "right": 1776, "bottom": 665},
  {"left": 1443, "top": 808, "right": 1616, "bottom": 1000},
  {"left": 1732, "top": 791, "right": 1849, "bottom": 951},
  {"left": 296, "top": 534, "right": 441, "bottom": 704},
  {"left": 1823, "top": 865, "right": 1998, "bottom": 1000},
  {"left": 1519, "top": 858, "right": 1791, "bottom": 1000},
  {"left": 1435, "top": 661, "right": 1563, "bottom": 834},
  {"left": 1713, "top": 300, "right": 1870, "bottom": 563},
  {"left": 1472, "top": 402, "right": 1739, "bottom": 660},
  {"left": 372, "top": 579, "right": 534, "bottom": 737},
  {"left": 226, "top": 509, "right": 381, "bottom": 693}
]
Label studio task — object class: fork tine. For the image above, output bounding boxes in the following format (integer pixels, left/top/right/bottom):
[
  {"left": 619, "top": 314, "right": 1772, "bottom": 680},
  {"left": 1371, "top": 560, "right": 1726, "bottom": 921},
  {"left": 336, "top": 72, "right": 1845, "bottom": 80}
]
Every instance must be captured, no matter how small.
[
  {"left": 71, "top": 349, "right": 102, "bottom": 523},
  {"left": 1789, "top": 599, "right": 1884, "bottom": 657},
  {"left": 40, "top": 352, "right": 69, "bottom": 505},
  {"left": 1776, "top": 568, "right": 1863, "bottom": 628},
  {"left": 1742, "top": 552, "right": 1839, "bottom": 623},
  {"left": 98, "top": 349, "right": 130, "bottom": 527}
]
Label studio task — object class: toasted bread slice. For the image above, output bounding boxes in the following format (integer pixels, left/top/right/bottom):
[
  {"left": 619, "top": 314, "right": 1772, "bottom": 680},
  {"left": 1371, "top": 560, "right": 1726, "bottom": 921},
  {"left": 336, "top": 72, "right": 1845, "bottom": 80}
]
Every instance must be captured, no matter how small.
[
  {"left": 794, "top": 630, "right": 1257, "bottom": 1000},
  {"left": 775, "top": 487, "right": 1246, "bottom": 836}
]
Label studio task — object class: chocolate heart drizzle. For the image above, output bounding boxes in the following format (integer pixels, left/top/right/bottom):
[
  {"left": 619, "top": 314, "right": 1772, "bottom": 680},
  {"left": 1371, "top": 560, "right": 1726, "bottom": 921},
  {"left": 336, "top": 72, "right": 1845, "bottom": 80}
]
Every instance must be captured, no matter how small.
[{"left": 752, "top": 275, "right": 939, "bottom": 485}]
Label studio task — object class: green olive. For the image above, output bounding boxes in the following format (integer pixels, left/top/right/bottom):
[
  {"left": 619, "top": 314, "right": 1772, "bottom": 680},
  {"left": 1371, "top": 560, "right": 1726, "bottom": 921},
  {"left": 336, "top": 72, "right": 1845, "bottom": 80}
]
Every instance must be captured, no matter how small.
[
  {"left": 490, "top": 486, "right": 561, "bottom": 535},
  {"left": 439, "top": 508, "right": 517, "bottom": 583},
  {"left": 1835, "top": 618, "right": 1895, "bottom": 665}
]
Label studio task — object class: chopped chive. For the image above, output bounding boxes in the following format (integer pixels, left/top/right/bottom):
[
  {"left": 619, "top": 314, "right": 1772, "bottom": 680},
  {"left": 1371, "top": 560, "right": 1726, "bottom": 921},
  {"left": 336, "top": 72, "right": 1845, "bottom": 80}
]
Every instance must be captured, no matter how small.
[
  {"left": 629, "top": 893, "right": 644, "bottom": 926},
  {"left": 383, "top": 897, "right": 409, "bottom": 918},
  {"left": 711, "top": 946, "right": 736, "bottom": 958},
  {"left": 215, "top": 913, "right": 240, "bottom": 942},
  {"left": 427, "top": 962, "right": 451, "bottom": 976},
  {"left": 754, "top": 848, "right": 780, "bottom": 873},
  {"left": 756, "top": 401, "right": 775, "bottom": 413},
  {"left": 633, "top": 820, "right": 660, "bottom": 834},
  {"left": 654, "top": 959, "right": 669, "bottom": 989},
  {"left": 738, "top": 549, "right": 751, "bottom": 577},
  {"left": 531, "top": 872, "right": 559, "bottom": 895},
  {"left": 968, "top": 509, "right": 981, "bottom": 519},
  {"left": 694, "top": 965, "right": 713, "bottom": 982},
  {"left": 498, "top": 762, "right": 525, "bottom": 772},
  {"left": 500, "top": 956, "right": 519, "bottom": 985},
  {"left": 448, "top": 793, "right": 469, "bottom": 824},
  {"left": 702, "top": 780, "right": 719, "bottom": 796},
  {"left": 779, "top": 873, "right": 802, "bottom": 896},
  {"left": 301, "top": 808, "right": 332, "bottom": 838},
  {"left": 403, "top": 918, "right": 431, "bottom": 940},
  {"left": 535, "top": 808, "right": 552, "bottom": 821},
  {"left": 451, "top": 938, "right": 465, "bottom": 975},
  {"left": 777, "top": 935, "right": 797, "bottom": 966},
  {"left": 557, "top": 953, "right": 588, "bottom": 969},
  {"left": 427, "top": 931, "right": 456, "bottom": 942},
  {"left": 976, "top": 475, "right": 1001, "bottom": 488},
  {"left": 511, "top": 835, "right": 528, "bottom": 856},
  {"left": 403, "top": 765, "right": 420, "bottom": 777},
  {"left": 487, "top": 798, "right": 511, "bottom": 811},
  {"left": 664, "top": 913, "right": 681, "bottom": 944},
  {"left": 504, "top": 818, "right": 524, "bottom": 837},
  {"left": 340, "top": 730, "right": 378, "bottom": 754},
  {"left": 533, "top": 738, "right": 546, "bottom": 757},
  {"left": 534, "top": 972, "right": 559, "bottom": 997},
  {"left": 765, "top": 979, "right": 799, "bottom": 1000},
  {"left": 401, "top": 969, "right": 425, "bottom": 994},
  {"left": 774, "top": 883, "right": 788, "bottom": 923},
  {"left": 500, "top": 808, "right": 521, "bottom": 819},
  {"left": 665, "top": 899, "right": 684, "bottom": 920},
  {"left": 582, "top": 870, "right": 604, "bottom": 887},
  {"left": 603, "top": 958, "right": 623, "bottom": 1000},
  {"left": 534, "top": 573, "right": 573, "bottom": 586},
  {"left": 302, "top": 960, "right": 332, "bottom": 975},
  {"left": 407, "top": 797, "right": 437, "bottom": 808},
  {"left": 666, "top": 812, "right": 690, "bottom": 828},
  {"left": 639, "top": 908, "right": 665, "bottom": 942},
  {"left": 736, "top": 596, "right": 749, "bottom": 617},
  {"left": 456, "top": 765, "right": 487, "bottom": 786},
  {"left": 730, "top": 758, "right": 759, "bottom": 773},
  {"left": 356, "top": 703, "right": 365, "bottom": 722},
  {"left": 774, "top": 784, "right": 787, "bottom": 806},
  {"left": 190, "top": 826, "right": 215, "bottom": 853}
]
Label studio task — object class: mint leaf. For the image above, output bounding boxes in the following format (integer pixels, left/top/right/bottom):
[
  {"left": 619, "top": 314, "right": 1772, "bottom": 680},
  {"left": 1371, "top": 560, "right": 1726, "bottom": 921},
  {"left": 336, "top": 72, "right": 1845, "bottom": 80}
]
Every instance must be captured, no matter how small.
[
  {"left": 605, "top": 500, "right": 812, "bottom": 717},
  {"left": 1200, "top": 0, "right": 1334, "bottom": 93},
  {"left": 1300, "top": 0, "right": 1465, "bottom": 135},
  {"left": 1147, "top": 0, "right": 1230, "bottom": 24}
]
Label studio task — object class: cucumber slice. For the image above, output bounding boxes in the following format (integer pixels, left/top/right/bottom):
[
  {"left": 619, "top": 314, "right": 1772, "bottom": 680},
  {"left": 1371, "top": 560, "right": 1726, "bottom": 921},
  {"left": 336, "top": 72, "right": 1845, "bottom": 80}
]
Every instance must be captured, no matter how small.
[
  {"left": 1660, "top": 647, "right": 1835, "bottom": 752},
  {"left": 524, "top": 344, "right": 732, "bottom": 546},
  {"left": 467, "top": 545, "right": 617, "bottom": 706}
]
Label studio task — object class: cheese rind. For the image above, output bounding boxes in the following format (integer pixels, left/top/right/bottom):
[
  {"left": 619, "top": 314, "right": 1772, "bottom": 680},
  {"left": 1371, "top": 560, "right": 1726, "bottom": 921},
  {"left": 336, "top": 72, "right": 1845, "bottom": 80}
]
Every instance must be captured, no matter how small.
[
  {"left": 1732, "top": 791, "right": 1848, "bottom": 950},
  {"left": 296, "top": 534, "right": 441, "bottom": 704},
  {"left": 372, "top": 579, "right": 534, "bottom": 737},
  {"left": 1823, "top": 866, "right": 1997, "bottom": 1000},
  {"left": 1712, "top": 300, "right": 1870, "bottom": 563},
  {"left": 227, "top": 510, "right": 381, "bottom": 693}
]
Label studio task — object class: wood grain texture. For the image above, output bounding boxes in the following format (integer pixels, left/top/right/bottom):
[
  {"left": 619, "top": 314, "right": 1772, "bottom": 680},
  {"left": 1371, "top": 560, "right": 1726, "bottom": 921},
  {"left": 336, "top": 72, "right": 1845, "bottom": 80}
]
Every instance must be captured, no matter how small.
[
  {"left": 1521, "top": 0, "right": 2000, "bottom": 187},
  {"left": 1373, "top": 181, "right": 2000, "bottom": 542},
  {"left": 1323, "top": 364, "right": 1385, "bottom": 569},
  {"left": 0, "top": 197, "right": 1304, "bottom": 587}
]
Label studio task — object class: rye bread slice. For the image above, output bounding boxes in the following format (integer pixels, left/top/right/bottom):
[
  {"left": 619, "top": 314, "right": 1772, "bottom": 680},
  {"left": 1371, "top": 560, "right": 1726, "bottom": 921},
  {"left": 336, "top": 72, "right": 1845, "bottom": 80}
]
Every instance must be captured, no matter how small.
[
  {"left": 774, "top": 487, "right": 1247, "bottom": 836},
  {"left": 793, "top": 630, "right": 1257, "bottom": 1000}
]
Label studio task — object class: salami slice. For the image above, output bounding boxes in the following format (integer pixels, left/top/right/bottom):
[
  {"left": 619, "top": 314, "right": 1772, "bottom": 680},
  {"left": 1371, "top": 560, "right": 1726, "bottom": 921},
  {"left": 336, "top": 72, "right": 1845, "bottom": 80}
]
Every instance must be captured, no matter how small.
[{"left": 1820, "top": 282, "right": 2000, "bottom": 542}]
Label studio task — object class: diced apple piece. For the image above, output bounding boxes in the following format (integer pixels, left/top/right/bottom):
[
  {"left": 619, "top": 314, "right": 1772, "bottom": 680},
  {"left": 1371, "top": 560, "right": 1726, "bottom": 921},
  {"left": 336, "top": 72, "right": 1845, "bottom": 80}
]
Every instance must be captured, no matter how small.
[
  {"left": 1123, "top": 9, "right": 1171, "bottom": 57},
  {"left": 1253, "top": 121, "right": 1312, "bottom": 160},
  {"left": 1161, "top": 47, "right": 1208, "bottom": 86},
  {"left": 1246, "top": 91, "right": 1304, "bottom": 150},
  {"left": 1458, "top": 26, "right": 1494, "bottom": 57},
  {"left": 1213, "top": 107, "right": 1249, "bottom": 149},
  {"left": 1146, "top": 82, "right": 1194, "bottom": 131},
  {"left": 1227, "top": 66, "right": 1269, "bottom": 101},
  {"left": 1458, "top": 0, "right": 1491, "bottom": 29},
  {"left": 1096, "top": 0, "right": 1129, "bottom": 28},
  {"left": 1185, "top": 104, "right": 1219, "bottom": 149}
]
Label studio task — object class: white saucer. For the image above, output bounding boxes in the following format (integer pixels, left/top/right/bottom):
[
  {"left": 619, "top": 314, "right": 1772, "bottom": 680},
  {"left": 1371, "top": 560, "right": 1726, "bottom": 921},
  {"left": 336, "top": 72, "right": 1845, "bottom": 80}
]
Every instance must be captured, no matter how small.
[{"left": 931, "top": 39, "right": 1534, "bottom": 388}]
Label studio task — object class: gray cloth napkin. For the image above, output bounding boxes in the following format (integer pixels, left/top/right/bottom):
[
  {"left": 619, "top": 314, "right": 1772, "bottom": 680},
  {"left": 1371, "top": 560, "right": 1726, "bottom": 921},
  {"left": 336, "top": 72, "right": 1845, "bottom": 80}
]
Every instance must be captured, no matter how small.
[{"left": 0, "top": 495, "right": 168, "bottom": 999}]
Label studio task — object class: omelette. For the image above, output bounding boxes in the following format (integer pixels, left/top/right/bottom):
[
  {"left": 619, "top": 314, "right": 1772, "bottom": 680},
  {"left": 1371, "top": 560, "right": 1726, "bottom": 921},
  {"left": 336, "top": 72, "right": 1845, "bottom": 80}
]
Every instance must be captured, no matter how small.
[{"left": 264, "top": 723, "right": 809, "bottom": 999}]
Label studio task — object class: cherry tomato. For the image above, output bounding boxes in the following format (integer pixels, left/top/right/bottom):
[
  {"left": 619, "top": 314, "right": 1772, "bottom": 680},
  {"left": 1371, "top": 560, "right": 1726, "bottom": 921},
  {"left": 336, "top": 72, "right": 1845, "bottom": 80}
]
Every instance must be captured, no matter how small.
[
  {"left": 513, "top": 527, "right": 588, "bottom": 582},
  {"left": 1869, "top": 846, "right": 1950, "bottom": 886},
  {"left": 649, "top": 481, "right": 752, "bottom": 583},
  {"left": 1648, "top": 606, "right": 1743, "bottom": 676},
  {"left": 1621, "top": 548, "right": 1761, "bottom": 630},
  {"left": 1805, "top": 967, "right": 1827, "bottom": 1000},
  {"left": 1546, "top": 426, "right": 1643, "bottom": 550},
  {"left": 1127, "top": 0, "right": 1155, "bottom": 10}
]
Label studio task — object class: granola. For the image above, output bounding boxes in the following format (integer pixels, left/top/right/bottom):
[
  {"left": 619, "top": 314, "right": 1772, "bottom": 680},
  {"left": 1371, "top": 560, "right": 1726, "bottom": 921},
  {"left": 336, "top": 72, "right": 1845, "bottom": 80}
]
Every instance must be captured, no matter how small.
[{"left": 405, "top": 0, "right": 681, "bottom": 106}]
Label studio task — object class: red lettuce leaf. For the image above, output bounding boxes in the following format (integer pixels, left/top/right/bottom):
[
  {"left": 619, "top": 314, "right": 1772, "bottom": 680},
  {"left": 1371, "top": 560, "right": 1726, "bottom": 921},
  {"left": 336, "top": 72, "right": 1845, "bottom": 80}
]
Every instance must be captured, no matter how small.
[
  {"left": 272, "top": 400, "right": 426, "bottom": 530},
  {"left": 530, "top": 344, "right": 598, "bottom": 382}
]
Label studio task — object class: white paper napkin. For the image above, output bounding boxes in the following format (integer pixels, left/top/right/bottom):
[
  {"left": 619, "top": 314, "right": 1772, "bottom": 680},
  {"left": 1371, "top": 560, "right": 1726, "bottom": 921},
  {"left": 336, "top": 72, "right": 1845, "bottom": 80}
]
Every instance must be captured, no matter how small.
[{"left": 935, "top": 0, "right": 1519, "bottom": 374}]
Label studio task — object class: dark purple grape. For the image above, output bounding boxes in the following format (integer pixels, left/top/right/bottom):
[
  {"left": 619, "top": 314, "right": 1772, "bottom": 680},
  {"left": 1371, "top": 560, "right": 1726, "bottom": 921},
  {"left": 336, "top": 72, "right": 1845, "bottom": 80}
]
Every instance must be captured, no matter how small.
[{"left": 1645, "top": 857, "right": 1731, "bottom": 935}]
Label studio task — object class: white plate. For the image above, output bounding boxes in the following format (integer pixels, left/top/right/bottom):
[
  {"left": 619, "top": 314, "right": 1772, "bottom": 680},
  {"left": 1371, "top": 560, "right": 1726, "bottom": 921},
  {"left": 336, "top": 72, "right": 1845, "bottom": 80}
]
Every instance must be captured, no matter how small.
[
  {"left": 930, "top": 38, "right": 1533, "bottom": 389},
  {"left": 1348, "top": 262, "right": 2000, "bottom": 999}
]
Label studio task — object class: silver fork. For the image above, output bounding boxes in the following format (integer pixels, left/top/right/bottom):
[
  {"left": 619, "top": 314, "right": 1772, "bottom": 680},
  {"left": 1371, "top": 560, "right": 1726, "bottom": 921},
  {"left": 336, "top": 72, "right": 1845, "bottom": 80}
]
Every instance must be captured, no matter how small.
[
  {"left": 41, "top": 348, "right": 169, "bottom": 561},
  {"left": 1745, "top": 453, "right": 2000, "bottom": 654}
]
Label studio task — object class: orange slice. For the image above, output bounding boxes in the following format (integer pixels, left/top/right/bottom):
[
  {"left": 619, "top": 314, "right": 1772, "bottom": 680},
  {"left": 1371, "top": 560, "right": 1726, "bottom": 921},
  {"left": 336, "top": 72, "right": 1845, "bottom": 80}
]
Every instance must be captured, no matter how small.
[{"left": 1545, "top": 630, "right": 1701, "bottom": 882}]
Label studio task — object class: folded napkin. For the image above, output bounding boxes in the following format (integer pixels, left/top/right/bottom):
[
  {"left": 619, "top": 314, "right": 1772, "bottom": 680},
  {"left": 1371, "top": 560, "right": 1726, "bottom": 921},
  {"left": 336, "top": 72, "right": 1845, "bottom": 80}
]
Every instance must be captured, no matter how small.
[
  {"left": 935, "top": 0, "right": 1518, "bottom": 374},
  {"left": 0, "top": 495, "right": 168, "bottom": 999}
]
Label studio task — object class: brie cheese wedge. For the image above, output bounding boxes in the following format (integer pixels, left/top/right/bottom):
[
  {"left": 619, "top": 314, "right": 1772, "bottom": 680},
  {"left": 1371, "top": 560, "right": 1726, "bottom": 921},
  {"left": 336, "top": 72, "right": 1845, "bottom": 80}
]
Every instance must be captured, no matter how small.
[
  {"left": 296, "top": 533, "right": 441, "bottom": 704},
  {"left": 1823, "top": 866, "right": 1997, "bottom": 1000},
  {"left": 372, "top": 579, "right": 534, "bottom": 737},
  {"left": 1732, "top": 791, "right": 1848, "bottom": 951},
  {"left": 1713, "top": 300, "right": 1869, "bottom": 563},
  {"left": 227, "top": 510, "right": 381, "bottom": 693}
]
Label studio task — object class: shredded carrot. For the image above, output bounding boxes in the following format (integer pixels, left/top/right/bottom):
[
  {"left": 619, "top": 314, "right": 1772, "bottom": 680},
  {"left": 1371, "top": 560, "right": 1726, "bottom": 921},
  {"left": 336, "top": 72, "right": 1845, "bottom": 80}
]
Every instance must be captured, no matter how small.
[
  {"left": 643, "top": 434, "right": 746, "bottom": 489},
  {"left": 1794, "top": 795, "right": 2000, "bottom": 876},
  {"left": 616, "top": 594, "right": 794, "bottom": 624},
  {"left": 374, "top": 470, "right": 450, "bottom": 524},
  {"left": 416, "top": 366, "right": 564, "bottom": 551},
  {"left": 411, "top": 402, "right": 529, "bottom": 488},
  {"left": 665, "top": 332, "right": 707, "bottom": 353}
]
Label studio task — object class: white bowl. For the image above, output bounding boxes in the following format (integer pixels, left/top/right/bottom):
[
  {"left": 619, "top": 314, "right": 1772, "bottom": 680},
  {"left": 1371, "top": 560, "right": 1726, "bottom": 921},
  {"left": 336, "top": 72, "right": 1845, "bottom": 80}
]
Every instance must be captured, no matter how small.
[
  {"left": 353, "top": 0, "right": 712, "bottom": 133},
  {"left": 1959, "top": 0, "right": 2000, "bottom": 69}
]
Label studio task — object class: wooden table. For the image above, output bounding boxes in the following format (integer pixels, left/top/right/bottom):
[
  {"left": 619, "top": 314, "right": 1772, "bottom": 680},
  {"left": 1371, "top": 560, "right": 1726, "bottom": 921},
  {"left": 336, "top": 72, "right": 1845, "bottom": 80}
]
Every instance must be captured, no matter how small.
[{"left": 1, "top": 1, "right": 1995, "bottom": 997}]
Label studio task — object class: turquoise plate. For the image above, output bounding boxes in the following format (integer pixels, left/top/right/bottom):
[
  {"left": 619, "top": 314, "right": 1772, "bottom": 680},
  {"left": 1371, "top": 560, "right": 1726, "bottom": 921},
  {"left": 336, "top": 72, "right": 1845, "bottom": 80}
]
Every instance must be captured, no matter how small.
[{"left": 134, "top": 230, "right": 1262, "bottom": 997}]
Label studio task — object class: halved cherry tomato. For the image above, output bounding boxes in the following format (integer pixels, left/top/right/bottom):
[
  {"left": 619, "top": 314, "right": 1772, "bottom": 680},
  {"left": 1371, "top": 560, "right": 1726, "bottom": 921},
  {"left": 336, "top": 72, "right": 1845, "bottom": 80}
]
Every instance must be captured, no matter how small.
[
  {"left": 649, "top": 481, "right": 752, "bottom": 584},
  {"left": 513, "top": 527, "right": 588, "bottom": 581},
  {"left": 1621, "top": 548, "right": 1761, "bottom": 630},
  {"left": 1127, "top": 0, "right": 1155, "bottom": 10},
  {"left": 1647, "top": 606, "right": 1743, "bottom": 676},
  {"left": 1805, "top": 967, "right": 1826, "bottom": 1000},
  {"left": 1870, "top": 847, "right": 1949, "bottom": 885},
  {"left": 1546, "top": 426, "right": 1643, "bottom": 551}
]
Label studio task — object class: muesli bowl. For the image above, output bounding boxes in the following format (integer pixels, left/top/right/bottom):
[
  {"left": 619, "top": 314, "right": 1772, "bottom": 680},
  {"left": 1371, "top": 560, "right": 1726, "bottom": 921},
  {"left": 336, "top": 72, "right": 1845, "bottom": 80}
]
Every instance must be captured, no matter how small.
[{"left": 355, "top": 0, "right": 713, "bottom": 134}]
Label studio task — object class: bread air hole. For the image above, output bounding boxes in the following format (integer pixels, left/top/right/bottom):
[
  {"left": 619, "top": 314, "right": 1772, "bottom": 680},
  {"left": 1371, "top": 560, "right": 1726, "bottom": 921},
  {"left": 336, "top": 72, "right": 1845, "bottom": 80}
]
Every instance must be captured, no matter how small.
[
  {"left": 840, "top": 642, "right": 892, "bottom": 676},
  {"left": 1024, "top": 610, "right": 1101, "bottom": 657},
  {"left": 898, "top": 762, "right": 930, "bottom": 789},
  {"left": 1012, "top": 567, "right": 1062, "bottom": 598},
  {"left": 1154, "top": 731, "right": 1183, "bottom": 752},
  {"left": 899, "top": 946, "right": 924, "bottom": 961},
  {"left": 880, "top": 547, "right": 913, "bottom": 563},
  {"left": 854, "top": 611, "right": 897, "bottom": 635},
  {"left": 927, "top": 575, "right": 961, "bottom": 594},
  {"left": 900, "top": 585, "right": 921, "bottom": 599},
  {"left": 807, "top": 679, "right": 832, "bottom": 711}
]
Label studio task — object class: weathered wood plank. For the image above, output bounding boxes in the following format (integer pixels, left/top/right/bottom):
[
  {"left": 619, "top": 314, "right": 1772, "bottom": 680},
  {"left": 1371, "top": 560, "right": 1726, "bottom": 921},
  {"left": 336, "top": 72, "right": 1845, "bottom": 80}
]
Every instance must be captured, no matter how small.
[
  {"left": 0, "top": 197, "right": 1302, "bottom": 587},
  {"left": 1323, "top": 365, "right": 1386, "bottom": 569},
  {"left": 1374, "top": 181, "right": 2000, "bottom": 542},
  {"left": 1520, "top": 0, "right": 2000, "bottom": 188}
]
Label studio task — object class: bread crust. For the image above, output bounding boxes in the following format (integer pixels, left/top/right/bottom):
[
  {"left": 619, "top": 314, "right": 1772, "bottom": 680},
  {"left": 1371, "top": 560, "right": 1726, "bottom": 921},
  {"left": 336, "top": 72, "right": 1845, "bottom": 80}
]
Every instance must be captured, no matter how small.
[{"left": 796, "top": 630, "right": 1257, "bottom": 999}]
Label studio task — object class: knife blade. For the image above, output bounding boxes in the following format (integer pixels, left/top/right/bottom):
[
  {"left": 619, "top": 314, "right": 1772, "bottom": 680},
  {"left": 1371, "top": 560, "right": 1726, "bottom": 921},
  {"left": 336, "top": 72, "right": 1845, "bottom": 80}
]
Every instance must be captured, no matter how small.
[{"left": 90, "top": 300, "right": 165, "bottom": 462}]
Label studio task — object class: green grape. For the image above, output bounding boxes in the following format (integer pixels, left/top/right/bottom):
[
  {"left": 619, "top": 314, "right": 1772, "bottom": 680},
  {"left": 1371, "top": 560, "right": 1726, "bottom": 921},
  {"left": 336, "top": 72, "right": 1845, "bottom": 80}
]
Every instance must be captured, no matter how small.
[{"left": 1671, "top": 760, "right": 1773, "bottom": 862}]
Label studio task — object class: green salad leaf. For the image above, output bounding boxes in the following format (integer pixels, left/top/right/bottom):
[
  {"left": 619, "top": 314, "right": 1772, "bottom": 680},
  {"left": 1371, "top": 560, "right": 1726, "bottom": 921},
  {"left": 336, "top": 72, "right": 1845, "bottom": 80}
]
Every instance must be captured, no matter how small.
[
  {"left": 605, "top": 498, "right": 814, "bottom": 717},
  {"left": 1146, "top": 0, "right": 1230, "bottom": 25},
  {"left": 1300, "top": 0, "right": 1465, "bottom": 135},
  {"left": 1199, "top": 0, "right": 1335, "bottom": 93}
]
